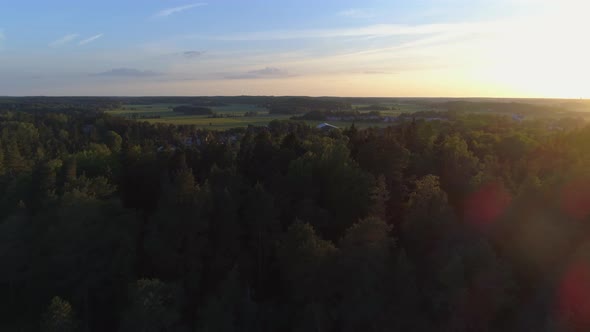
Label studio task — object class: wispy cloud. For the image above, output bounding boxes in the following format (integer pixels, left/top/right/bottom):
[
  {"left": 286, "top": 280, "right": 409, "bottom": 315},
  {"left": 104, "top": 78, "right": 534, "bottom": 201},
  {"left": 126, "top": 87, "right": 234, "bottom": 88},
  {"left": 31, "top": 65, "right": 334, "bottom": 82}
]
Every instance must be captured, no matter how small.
[
  {"left": 337, "top": 8, "right": 375, "bottom": 19},
  {"left": 155, "top": 3, "right": 207, "bottom": 18},
  {"left": 363, "top": 70, "right": 392, "bottom": 75},
  {"left": 49, "top": 34, "right": 79, "bottom": 47},
  {"left": 153, "top": 50, "right": 205, "bottom": 61},
  {"left": 225, "top": 67, "right": 292, "bottom": 79},
  {"left": 91, "top": 68, "right": 162, "bottom": 77},
  {"left": 79, "top": 33, "right": 104, "bottom": 45},
  {"left": 0, "top": 29, "right": 5, "bottom": 41},
  {"left": 190, "top": 22, "right": 501, "bottom": 41},
  {"left": 182, "top": 51, "right": 203, "bottom": 58}
]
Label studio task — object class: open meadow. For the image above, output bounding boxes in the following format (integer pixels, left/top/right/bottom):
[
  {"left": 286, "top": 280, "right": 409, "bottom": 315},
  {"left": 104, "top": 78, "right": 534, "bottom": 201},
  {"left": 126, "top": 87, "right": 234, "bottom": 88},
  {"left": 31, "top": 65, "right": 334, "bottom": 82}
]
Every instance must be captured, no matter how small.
[{"left": 107, "top": 102, "right": 412, "bottom": 129}]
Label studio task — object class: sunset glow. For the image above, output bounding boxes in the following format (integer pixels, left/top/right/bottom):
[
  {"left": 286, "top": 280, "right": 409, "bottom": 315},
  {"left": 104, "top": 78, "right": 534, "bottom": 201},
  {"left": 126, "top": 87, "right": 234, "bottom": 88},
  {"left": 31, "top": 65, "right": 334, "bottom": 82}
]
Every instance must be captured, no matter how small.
[{"left": 1, "top": 0, "right": 588, "bottom": 97}]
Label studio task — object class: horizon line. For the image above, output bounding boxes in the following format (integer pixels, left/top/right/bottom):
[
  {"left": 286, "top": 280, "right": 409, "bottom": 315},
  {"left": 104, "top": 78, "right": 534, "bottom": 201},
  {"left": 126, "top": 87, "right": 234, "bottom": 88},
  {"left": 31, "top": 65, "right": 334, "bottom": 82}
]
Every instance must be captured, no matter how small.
[{"left": 0, "top": 95, "right": 587, "bottom": 100}]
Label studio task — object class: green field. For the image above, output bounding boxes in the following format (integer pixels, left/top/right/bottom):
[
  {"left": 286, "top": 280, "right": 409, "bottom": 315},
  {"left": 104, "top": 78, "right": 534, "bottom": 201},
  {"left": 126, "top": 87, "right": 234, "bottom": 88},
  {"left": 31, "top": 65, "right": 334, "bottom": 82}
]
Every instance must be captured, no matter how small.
[
  {"left": 108, "top": 103, "right": 278, "bottom": 129},
  {"left": 111, "top": 103, "right": 265, "bottom": 116},
  {"left": 352, "top": 102, "right": 427, "bottom": 116},
  {"left": 108, "top": 103, "right": 179, "bottom": 115},
  {"left": 108, "top": 103, "right": 400, "bottom": 129},
  {"left": 144, "top": 114, "right": 295, "bottom": 129}
]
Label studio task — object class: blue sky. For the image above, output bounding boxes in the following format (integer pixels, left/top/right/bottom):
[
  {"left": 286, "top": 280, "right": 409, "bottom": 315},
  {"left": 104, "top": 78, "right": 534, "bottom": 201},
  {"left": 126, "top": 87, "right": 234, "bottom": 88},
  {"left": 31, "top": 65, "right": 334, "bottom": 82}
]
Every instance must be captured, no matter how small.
[{"left": 0, "top": 0, "right": 588, "bottom": 97}]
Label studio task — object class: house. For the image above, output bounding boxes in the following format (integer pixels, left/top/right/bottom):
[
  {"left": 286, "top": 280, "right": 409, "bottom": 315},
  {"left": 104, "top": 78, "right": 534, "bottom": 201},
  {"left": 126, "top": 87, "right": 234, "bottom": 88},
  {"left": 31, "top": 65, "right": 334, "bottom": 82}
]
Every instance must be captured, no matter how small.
[
  {"left": 425, "top": 117, "right": 445, "bottom": 122},
  {"left": 512, "top": 114, "right": 524, "bottom": 122},
  {"left": 316, "top": 123, "right": 339, "bottom": 131}
]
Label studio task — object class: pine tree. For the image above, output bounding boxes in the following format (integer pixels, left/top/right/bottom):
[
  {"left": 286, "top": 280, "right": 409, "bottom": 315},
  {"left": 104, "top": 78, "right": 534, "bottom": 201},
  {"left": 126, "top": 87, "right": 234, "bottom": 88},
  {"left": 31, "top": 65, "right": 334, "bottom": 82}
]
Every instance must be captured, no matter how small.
[
  {"left": 5, "top": 139, "right": 28, "bottom": 175},
  {"left": 104, "top": 130, "right": 122, "bottom": 153},
  {"left": 336, "top": 217, "right": 394, "bottom": 331},
  {"left": 28, "top": 160, "right": 58, "bottom": 211},
  {"left": 174, "top": 168, "right": 197, "bottom": 206},
  {"left": 369, "top": 174, "right": 390, "bottom": 220},
  {"left": 120, "top": 279, "right": 182, "bottom": 332},
  {"left": 41, "top": 296, "right": 77, "bottom": 332},
  {"left": 196, "top": 267, "right": 243, "bottom": 332},
  {"left": 0, "top": 138, "right": 5, "bottom": 176},
  {"left": 277, "top": 221, "right": 337, "bottom": 302},
  {"left": 61, "top": 157, "right": 78, "bottom": 190}
]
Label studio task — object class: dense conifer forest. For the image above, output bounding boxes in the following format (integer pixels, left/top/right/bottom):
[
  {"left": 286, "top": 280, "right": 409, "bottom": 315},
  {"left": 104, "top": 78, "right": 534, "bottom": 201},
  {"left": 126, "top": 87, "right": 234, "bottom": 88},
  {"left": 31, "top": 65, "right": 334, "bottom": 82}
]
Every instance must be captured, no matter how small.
[{"left": 1, "top": 103, "right": 590, "bottom": 331}]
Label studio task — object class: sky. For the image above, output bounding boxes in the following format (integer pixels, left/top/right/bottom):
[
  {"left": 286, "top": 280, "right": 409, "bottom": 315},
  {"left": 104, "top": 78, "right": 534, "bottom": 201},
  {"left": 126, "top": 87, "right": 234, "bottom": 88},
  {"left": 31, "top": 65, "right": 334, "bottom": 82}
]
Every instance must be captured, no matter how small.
[{"left": 0, "top": 0, "right": 589, "bottom": 97}]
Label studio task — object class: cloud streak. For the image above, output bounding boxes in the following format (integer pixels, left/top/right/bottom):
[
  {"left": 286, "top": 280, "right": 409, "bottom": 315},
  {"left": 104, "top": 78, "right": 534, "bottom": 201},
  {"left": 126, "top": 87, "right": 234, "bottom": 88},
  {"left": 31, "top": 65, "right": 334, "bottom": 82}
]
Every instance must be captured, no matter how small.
[
  {"left": 225, "top": 67, "right": 292, "bottom": 79},
  {"left": 182, "top": 51, "right": 203, "bottom": 58},
  {"left": 189, "top": 22, "right": 501, "bottom": 41},
  {"left": 49, "top": 34, "right": 79, "bottom": 47},
  {"left": 92, "top": 68, "right": 162, "bottom": 77},
  {"left": 79, "top": 34, "right": 104, "bottom": 45},
  {"left": 155, "top": 3, "right": 207, "bottom": 18}
]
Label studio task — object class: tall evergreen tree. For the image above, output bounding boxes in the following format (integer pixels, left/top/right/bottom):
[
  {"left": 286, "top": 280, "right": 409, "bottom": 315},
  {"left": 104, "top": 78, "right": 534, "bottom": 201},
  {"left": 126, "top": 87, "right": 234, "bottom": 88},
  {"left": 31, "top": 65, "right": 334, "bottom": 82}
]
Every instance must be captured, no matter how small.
[
  {"left": 41, "top": 297, "right": 77, "bottom": 332},
  {"left": 5, "top": 139, "right": 28, "bottom": 176},
  {"left": 0, "top": 138, "right": 5, "bottom": 176}
]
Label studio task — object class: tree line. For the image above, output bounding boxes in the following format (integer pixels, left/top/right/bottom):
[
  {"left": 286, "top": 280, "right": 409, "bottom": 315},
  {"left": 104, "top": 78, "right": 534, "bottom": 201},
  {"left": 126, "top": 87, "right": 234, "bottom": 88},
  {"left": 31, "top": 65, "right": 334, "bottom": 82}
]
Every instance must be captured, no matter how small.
[{"left": 1, "top": 107, "right": 590, "bottom": 331}]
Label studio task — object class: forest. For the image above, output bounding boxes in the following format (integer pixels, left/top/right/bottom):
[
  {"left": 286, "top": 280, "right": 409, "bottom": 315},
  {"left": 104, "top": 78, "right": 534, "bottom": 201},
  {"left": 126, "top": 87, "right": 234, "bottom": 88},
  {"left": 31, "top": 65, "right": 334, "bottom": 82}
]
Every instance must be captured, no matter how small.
[{"left": 1, "top": 101, "right": 590, "bottom": 331}]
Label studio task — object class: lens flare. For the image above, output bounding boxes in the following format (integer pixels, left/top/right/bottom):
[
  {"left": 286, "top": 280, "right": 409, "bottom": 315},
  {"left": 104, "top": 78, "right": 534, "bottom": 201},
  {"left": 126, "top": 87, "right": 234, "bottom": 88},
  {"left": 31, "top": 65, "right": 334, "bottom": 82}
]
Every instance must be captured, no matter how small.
[
  {"left": 558, "top": 262, "right": 590, "bottom": 331},
  {"left": 464, "top": 183, "right": 511, "bottom": 231},
  {"left": 561, "top": 177, "right": 590, "bottom": 221}
]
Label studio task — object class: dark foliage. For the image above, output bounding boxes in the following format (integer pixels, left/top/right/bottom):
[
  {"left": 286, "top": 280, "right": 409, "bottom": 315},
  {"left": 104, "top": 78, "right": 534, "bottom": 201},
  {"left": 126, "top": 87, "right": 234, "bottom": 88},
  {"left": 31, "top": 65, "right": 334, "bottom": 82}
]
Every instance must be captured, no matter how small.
[
  {"left": 1, "top": 101, "right": 590, "bottom": 331},
  {"left": 292, "top": 110, "right": 381, "bottom": 121},
  {"left": 172, "top": 106, "right": 214, "bottom": 115},
  {"left": 267, "top": 97, "right": 351, "bottom": 114}
]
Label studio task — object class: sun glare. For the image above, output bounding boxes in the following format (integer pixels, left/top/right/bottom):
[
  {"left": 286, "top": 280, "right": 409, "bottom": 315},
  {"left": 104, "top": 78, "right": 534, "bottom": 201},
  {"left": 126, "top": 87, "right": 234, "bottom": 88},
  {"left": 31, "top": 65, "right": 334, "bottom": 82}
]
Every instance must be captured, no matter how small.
[{"left": 472, "top": 2, "right": 590, "bottom": 98}]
